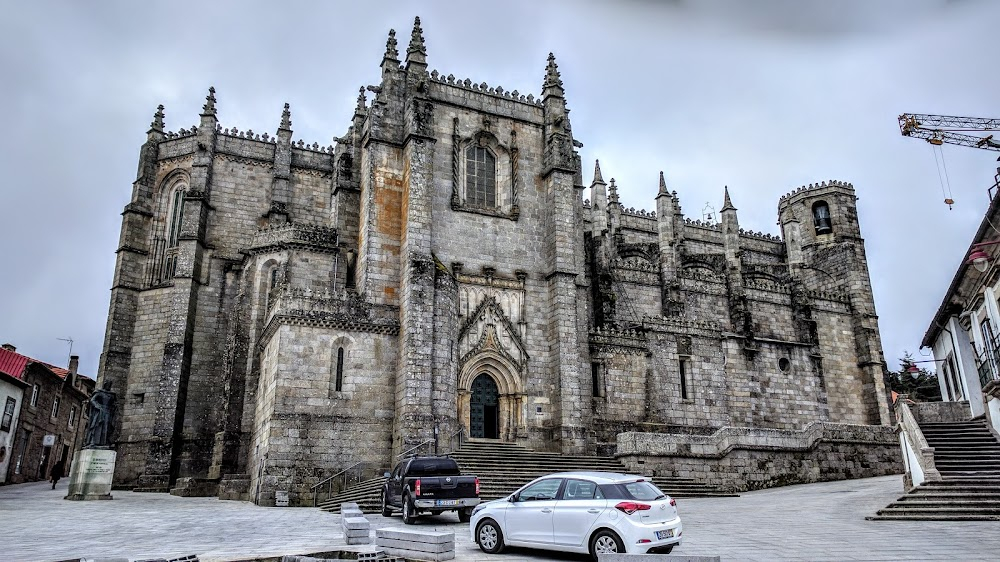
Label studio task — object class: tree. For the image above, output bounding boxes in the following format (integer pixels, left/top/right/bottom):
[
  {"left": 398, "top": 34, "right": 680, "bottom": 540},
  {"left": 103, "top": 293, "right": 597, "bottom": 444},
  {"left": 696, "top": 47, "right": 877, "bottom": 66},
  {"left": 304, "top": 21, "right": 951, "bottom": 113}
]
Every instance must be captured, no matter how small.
[{"left": 887, "top": 352, "right": 943, "bottom": 402}]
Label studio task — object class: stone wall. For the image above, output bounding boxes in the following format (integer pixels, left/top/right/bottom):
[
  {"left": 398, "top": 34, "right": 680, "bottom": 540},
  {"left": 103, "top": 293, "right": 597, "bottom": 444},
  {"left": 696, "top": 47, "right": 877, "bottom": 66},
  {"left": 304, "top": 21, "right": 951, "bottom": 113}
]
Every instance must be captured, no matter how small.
[{"left": 616, "top": 422, "right": 902, "bottom": 492}]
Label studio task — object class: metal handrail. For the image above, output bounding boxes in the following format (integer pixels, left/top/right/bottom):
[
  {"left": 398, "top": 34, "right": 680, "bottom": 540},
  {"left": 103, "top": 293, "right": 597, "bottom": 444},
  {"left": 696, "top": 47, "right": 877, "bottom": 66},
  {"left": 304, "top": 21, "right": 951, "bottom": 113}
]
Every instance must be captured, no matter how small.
[
  {"left": 443, "top": 427, "right": 466, "bottom": 454},
  {"left": 395, "top": 439, "right": 435, "bottom": 460},
  {"left": 311, "top": 460, "right": 366, "bottom": 507}
]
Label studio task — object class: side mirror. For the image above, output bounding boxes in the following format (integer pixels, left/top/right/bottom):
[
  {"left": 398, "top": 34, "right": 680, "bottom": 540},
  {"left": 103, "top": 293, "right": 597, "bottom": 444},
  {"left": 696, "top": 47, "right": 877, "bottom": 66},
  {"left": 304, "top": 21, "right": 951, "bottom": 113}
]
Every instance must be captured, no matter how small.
[
  {"left": 510, "top": 494, "right": 519, "bottom": 503},
  {"left": 384, "top": 472, "right": 390, "bottom": 478}
]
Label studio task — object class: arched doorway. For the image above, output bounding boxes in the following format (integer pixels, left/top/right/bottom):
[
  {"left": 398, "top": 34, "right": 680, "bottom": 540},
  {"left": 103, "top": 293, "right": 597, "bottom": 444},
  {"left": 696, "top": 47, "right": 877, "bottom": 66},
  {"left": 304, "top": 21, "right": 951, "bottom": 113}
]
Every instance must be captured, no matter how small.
[{"left": 470, "top": 373, "right": 499, "bottom": 439}]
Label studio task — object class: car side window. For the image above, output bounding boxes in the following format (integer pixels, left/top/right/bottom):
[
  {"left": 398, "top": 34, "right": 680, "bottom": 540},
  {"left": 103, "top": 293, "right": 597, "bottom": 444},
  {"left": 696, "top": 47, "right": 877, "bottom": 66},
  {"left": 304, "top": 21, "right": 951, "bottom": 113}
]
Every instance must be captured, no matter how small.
[
  {"left": 392, "top": 464, "right": 402, "bottom": 479},
  {"left": 561, "top": 479, "right": 598, "bottom": 500},
  {"left": 519, "top": 478, "right": 563, "bottom": 501}
]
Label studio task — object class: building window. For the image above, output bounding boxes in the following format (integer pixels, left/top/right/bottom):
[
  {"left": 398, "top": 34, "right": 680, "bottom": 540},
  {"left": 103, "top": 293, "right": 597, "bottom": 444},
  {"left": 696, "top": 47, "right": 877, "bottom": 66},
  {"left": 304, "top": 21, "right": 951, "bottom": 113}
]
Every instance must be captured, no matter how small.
[
  {"left": 778, "top": 357, "right": 790, "bottom": 373},
  {"left": 982, "top": 318, "right": 998, "bottom": 379},
  {"left": 68, "top": 406, "right": 77, "bottom": 429},
  {"left": 166, "top": 188, "right": 186, "bottom": 247},
  {"left": 679, "top": 358, "right": 690, "bottom": 400},
  {"left": 50, "top": 396, "right": 60, "bottom": 419},
  {"left": 30, "top": 384, "right": 39, "bottom": 407},
  {"left": 591, "top": 362, "right": 604, "bottom": 398},
  {"left": 812, "top": 201, "right": 832, "bottom": 235},
  {"left": 465, "top": 145, "right": 496, "bottom": 208},
  {"left": 334, "top": 347, "right": 344, "bottom": 392},
  {"left": 1, "top": 397, "right": 15, "bottom": 432}
]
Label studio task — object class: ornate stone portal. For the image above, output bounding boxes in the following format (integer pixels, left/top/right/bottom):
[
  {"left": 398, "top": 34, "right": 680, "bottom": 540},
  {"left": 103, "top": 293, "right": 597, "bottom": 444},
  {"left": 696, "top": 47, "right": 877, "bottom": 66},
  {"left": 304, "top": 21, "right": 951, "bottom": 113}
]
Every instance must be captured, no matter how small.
[{"left": 456, "top": 270, "right": 527, "bottom": 441}]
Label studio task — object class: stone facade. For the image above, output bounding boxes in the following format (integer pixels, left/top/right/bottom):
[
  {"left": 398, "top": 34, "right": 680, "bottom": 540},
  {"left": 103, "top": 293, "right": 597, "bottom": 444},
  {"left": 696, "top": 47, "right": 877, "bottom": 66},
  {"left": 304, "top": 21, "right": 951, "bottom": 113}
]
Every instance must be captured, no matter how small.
[{"left": 98, "top": 18, "right": 894, "bottom": 505}]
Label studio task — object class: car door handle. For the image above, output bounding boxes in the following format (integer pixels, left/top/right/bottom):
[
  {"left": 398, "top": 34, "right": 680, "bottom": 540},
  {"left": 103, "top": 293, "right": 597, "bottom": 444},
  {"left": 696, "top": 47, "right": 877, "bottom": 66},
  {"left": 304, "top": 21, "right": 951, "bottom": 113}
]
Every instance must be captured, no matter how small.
[
  {"left": 587, "top": 509, "right": 600, "bottom": 513},
  {"left": 541, "top": 508, "right": 552, "bottom": 513}
]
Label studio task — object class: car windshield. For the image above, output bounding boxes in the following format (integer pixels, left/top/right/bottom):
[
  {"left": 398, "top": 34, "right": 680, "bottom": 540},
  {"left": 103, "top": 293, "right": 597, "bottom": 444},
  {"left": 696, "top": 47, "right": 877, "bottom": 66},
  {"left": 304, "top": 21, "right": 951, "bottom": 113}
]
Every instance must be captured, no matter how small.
[{"left": 600, "top": 480, "right": 666, "bottom": 500}]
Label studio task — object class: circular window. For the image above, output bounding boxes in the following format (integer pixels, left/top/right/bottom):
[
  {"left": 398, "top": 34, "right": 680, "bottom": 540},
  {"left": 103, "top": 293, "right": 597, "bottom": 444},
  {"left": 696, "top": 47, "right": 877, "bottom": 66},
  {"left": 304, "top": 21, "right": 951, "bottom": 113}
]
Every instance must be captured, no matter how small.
[{"left": 778, "top": 358, "right": 790, "bottom": 373}]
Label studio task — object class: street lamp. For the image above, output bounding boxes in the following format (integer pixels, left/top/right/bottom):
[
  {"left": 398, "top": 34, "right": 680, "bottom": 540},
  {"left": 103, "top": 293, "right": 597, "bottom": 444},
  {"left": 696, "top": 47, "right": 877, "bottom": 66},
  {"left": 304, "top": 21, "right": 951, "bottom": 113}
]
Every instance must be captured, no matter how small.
[{"left": 966, "top": 240, "right": 1000, "bottom": 273}]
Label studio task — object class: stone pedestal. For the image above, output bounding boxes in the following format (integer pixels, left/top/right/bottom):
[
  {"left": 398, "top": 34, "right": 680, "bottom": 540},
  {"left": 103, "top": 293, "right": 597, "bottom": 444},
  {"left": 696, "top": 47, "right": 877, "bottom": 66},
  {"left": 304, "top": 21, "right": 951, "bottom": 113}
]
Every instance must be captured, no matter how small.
[{"left": 65, "top": 449, "right": 116, "bottom": 501}]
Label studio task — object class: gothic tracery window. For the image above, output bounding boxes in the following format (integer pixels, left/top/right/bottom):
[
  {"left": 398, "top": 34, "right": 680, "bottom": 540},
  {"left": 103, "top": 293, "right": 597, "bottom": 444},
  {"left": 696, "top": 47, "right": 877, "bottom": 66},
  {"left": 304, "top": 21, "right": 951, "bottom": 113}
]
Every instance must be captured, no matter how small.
[
  {"left": 166, "top": 188, "right": 186, "bottom": 247},
  {"left": 465, "top": 145, "right": 496, "bottom": 208}
]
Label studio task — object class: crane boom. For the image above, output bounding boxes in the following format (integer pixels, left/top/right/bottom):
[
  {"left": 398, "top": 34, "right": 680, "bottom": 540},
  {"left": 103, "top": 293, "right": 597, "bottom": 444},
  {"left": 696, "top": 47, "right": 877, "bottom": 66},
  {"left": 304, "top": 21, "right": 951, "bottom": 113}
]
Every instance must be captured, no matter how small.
[{"left": 899, "top": 113, "right": 1000, "bottom": 152}]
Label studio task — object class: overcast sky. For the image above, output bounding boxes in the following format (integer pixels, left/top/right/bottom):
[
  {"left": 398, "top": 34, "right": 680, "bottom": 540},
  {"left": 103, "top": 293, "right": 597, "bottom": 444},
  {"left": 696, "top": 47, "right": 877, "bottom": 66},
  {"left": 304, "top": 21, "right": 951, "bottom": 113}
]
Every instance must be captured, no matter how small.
[{"left": 2, "top": 0, "right": 998, "bottom": 379}]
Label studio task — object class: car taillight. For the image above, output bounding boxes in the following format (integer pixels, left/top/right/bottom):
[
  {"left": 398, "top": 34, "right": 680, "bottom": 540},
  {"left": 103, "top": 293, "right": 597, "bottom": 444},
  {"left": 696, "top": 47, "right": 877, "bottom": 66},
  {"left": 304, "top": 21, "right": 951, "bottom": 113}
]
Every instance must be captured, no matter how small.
[
  {"left": 475, "top": 477, "right": 480, "bottom": 495},
  {"left": 670, "top": 498, "right": 676, "bottom": 507},
  {"left": 415, "top": 479, "right": 421, "bottom": 497},
  {"left": 614, "top": 501, "right": 651, "bottom": 515}
]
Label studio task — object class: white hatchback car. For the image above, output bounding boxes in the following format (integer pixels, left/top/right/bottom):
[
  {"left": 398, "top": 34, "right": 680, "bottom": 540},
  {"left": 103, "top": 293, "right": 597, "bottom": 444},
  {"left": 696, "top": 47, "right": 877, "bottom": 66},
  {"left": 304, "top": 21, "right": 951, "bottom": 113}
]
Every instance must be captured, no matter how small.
[{"left": 470, "top": 471, "right": 682, "bottom": 559}]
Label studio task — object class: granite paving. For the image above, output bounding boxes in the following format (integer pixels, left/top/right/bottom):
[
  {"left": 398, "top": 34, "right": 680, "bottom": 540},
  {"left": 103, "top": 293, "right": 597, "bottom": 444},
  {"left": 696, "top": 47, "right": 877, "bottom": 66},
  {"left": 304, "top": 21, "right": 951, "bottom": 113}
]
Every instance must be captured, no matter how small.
[{"left": 3, "top": 475, "right": 998, "bottom": 561}]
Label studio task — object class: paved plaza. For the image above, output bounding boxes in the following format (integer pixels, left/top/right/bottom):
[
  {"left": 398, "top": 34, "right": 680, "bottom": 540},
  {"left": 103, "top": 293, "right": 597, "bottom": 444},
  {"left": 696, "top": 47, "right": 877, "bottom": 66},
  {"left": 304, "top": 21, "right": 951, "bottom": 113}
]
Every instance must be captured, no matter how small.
[{"left": 2, "top": 474, "right": 998, "bottom": 561}]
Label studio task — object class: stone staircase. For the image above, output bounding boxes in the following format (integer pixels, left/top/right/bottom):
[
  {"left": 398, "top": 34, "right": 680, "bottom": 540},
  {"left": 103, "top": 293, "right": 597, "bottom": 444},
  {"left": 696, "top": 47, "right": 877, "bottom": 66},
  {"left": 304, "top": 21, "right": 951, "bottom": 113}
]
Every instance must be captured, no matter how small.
[
  {"left": 870, "top": 418, "right": 1000, "bottom": 520},
  {"left": 319, "top": 438, "right": 734, "bottom": 514}
]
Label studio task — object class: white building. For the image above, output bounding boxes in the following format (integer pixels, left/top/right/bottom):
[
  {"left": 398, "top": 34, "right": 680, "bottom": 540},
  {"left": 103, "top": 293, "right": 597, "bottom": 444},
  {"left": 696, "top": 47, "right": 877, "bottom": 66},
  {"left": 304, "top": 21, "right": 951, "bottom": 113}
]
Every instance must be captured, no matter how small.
[
  {"left": 0, "top": 369, "right": 28, "bottom": 484},
  {"left": 922, "top": 168, "right": 1000, "bottom": 432}
]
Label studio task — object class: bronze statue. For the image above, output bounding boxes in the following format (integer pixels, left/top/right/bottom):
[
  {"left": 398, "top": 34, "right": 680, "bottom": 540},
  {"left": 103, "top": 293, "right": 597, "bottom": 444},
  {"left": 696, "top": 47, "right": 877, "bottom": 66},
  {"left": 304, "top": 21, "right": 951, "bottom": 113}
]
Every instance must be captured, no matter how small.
[{"left": 84, "top": 380, "right": 116, "bottom": 449}]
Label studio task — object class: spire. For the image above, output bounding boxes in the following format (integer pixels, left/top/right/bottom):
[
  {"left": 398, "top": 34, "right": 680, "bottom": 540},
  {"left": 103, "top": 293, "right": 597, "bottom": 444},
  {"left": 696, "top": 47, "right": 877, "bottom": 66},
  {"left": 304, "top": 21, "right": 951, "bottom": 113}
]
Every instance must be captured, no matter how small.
[
  {"left": 542, "top": 53, "right": 564, "bottom": 98},
  {"left": 149, "top": 104, "right": 165, "bottom": 133},
  {"left": 406, "top": 16, "right": 427, "bottom": 65},
  {"left": 609, "top": 178, "right": 619, "bottom": 204},
  {"left": 591, "top": 160, "right": 605, "bottom": 186},
  {"left": 658, "top": 171, "right": 668, "bottom": 196},
  {"left": 384, "top": 28, "right": 399, "bottom": 61},
  {"left": 721, "top": 185, "right": 737, "bottom": 212},
  {"left": 355, "top": 86, "right": 367, "bottom": 116},
  {"left": 279, "top": 103, "right": 292, "bottom": 131},
  {"left": 201, "top": 86, "right": 217, "bottom": 116}
]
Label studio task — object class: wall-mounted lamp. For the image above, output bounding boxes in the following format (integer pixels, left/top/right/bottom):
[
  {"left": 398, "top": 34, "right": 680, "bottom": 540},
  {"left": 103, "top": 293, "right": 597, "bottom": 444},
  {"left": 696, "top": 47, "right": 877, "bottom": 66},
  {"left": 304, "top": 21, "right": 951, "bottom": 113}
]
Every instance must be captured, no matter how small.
[{"left": 966, "top": 240, "right": 1000, "bottom": 273}]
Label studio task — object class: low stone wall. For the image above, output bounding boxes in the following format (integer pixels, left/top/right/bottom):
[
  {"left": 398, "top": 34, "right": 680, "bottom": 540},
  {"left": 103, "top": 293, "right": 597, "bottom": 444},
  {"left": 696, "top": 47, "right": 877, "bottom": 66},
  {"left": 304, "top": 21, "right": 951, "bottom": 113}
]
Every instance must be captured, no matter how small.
[
  {"left": 616, "top": 422, "right": 902, "bottom": 492},
  {"left": 909, "top": 401, "right": 971, "bottom": 424}
]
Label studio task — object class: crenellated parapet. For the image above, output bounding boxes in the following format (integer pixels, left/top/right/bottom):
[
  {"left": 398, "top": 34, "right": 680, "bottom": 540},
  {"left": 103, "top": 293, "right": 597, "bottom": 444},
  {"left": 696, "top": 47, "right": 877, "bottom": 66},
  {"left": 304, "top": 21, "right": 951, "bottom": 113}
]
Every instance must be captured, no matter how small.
[
  {"left": 779, "top": 179, "right": 855, "bottom": 203},
  {"left": 589, "top": 325, "right": 648, "bottom": 355},
  {"left": 738, "top": 228, "right": 782, "bottom": 242},
  {"left": 620, "top": 204, "right": 657, "bottom": 219},
  {"left": 683, "top": 217, "right": 722, "bottom": 231},
  {"left": 262, "top": 285, "right": 400, "bottom": 340},
  {"left": 428, "top": 69, "right": 544, "bottom": 107},
  {"left": 641, "top": 314, "right": 723, "bottom": 336},
  {"left": 247, "top": 224, "right": 339, "bottom": 254}
]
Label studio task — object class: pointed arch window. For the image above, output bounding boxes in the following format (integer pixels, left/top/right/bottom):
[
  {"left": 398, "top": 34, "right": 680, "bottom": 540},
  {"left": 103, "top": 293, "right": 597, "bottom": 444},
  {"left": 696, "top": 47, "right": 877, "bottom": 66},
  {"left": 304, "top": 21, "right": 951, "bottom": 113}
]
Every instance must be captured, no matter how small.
[
  {"left": 466, "top": 145, "right": 496, "bottom": 208},
  {"left": 166, "top": 188, "right": 186, "bottom": 247},
  {"left": 812, "top": 201, "right": 832, "bottom": 235}
]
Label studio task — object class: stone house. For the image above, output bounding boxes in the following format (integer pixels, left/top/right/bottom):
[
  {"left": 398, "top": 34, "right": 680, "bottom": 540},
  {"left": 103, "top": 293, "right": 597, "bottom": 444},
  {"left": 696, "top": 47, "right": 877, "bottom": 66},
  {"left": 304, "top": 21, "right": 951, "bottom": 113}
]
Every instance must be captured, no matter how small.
[
  {"left": 99, "top": 18, "right": 896, "bottom": 505},
  {"left": 0, "top": 344, "right": 93, "bottom": 485}
]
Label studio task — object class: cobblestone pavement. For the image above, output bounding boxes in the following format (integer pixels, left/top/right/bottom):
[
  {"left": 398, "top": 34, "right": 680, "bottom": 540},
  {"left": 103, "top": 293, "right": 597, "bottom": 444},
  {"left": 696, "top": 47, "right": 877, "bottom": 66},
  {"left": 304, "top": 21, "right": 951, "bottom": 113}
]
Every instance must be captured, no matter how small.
[{"left": 3, "top": 475, "right": 998, "bottom": 561}]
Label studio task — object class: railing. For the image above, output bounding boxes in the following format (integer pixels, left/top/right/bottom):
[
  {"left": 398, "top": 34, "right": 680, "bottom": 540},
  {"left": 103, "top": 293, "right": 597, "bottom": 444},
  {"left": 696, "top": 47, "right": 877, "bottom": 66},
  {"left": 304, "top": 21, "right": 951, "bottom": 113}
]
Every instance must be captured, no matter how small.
[
  {"left": 975, "top": 334, "right": 1000, "bottom": 388},
  {"left": 311, "top": 460, "right": 368, "bottom": 507},
  {"left": 395, "top": 439, "right": 435, "bottom": 460},
  {"left": 443, "top": 427, "right": 466, "bottom": 454}
]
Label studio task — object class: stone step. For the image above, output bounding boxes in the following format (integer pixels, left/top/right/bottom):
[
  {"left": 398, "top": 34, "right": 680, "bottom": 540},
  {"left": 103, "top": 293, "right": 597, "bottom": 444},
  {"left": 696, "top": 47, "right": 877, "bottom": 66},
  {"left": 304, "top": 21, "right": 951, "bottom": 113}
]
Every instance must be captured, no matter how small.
[{"left": 867, "top": 513, "right": 1000, "bottom": 521}]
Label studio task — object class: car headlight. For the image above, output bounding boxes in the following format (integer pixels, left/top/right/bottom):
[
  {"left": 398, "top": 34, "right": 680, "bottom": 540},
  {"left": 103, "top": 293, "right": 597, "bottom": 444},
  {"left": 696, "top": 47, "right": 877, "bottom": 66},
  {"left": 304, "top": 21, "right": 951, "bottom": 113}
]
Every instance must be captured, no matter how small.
[{"left": 472, "top": 503, "right": 487, "bottom": 516}]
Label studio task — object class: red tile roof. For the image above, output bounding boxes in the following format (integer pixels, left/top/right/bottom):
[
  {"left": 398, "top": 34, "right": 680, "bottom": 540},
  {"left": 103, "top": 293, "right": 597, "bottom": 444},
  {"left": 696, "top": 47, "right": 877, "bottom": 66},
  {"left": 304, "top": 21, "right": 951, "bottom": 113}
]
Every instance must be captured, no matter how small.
[
  {"left": 0, "top": 346, "right": 92, "bottom": 381},
  {"left": 0, "top": 347, "right": 30, "bottom": 380}
]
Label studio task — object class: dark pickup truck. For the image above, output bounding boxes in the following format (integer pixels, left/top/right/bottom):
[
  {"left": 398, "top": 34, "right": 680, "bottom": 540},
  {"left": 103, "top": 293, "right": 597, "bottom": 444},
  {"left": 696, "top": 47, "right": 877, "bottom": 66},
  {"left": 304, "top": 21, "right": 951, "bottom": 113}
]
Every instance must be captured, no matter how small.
[{"left": 381, "top": 456, "right": 480, "bottom": 524}]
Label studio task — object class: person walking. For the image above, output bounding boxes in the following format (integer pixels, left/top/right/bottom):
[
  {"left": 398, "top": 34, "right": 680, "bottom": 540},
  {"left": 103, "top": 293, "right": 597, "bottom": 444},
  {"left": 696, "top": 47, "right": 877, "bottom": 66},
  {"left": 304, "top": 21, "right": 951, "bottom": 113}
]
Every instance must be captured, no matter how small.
[{"left": 49, "top": 459, "right": 65, "bottom": 490}]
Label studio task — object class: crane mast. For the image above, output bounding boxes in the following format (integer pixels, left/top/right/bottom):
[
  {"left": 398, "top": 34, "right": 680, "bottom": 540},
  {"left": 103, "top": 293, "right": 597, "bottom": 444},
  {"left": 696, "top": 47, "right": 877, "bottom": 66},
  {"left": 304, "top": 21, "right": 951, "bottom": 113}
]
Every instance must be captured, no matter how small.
[{"left": 899, "top": 113, "right": 1000, "bottom": 152}]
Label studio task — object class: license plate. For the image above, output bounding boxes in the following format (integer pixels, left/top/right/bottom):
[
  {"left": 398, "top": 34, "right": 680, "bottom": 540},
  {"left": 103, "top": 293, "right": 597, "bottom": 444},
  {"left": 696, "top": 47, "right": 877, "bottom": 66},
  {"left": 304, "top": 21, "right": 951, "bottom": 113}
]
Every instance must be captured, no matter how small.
[
  {"left": 655, "top": 529, "right": 674, "bottom": 540},
  {"left": 435, "top": 499, "right": 460, "bottom": 506}
]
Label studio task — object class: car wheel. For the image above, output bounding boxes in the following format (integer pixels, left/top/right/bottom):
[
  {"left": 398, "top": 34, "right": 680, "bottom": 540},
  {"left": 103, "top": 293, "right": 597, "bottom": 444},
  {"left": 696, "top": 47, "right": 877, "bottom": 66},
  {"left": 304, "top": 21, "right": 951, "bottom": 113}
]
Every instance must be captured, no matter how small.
[
  {"left": 458, "top": 507, "right": 472, "bottom": 523},
  {"left": 380, "top": 491, "right": 392, "bottom": 517},
  {"left": 476, "top": 519, "right": 505, "bottom": 554},
  {"left": 402, "top": 493, "right": 417, "bottom": 525},
  {"left": 589, "top": 529, "right": 624, "bottom": 561}
]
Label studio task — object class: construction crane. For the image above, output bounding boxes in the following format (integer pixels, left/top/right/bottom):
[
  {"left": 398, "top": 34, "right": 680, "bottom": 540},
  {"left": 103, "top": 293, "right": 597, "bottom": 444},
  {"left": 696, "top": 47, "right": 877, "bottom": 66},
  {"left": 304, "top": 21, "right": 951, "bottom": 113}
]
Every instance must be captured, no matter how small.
[
  {"left": 898, "top": 113, "right": 1000, "bottom": 152},
  {"left": 899, "top": 113, "right": 1000, "bottom": 208}
]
